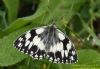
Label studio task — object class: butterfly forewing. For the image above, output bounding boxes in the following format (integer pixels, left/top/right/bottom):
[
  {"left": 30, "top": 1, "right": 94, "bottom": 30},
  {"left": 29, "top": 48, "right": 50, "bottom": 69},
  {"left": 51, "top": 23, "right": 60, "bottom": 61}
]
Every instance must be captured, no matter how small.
[
  {"left": 14, "top": 25, "right": 78, "bottom": 63},
  {"left": 14, "top": 26, "right": 47, "bottom": 59}
]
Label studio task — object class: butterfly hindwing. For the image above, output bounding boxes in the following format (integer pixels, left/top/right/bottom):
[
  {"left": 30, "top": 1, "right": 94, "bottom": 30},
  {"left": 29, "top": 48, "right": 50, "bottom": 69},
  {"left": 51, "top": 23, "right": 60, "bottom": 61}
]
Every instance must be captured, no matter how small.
[
  {"left": 14, "top": 26, "right": 47, "bottom": 60},
  {"left": 46, "top": 29, "right": 77, "bottom": 63}
]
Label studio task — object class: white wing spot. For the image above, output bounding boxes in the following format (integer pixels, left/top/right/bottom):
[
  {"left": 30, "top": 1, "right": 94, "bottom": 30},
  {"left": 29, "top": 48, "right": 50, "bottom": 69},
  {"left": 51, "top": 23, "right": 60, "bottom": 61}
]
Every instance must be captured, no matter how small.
[
  {"left": 25, "top": 40, "right": 30, "bottom": 46},
  {"left": 72, "top": 51, "right": 76, "bottom": 55},
  {"left": 50, "top": 46, "right": 52, "bottom": 52},
  {"left": 39, "top": 57, "right": 42, "bottom": 60},
  {"left": 28, "top": 42, "right": 33, "bottom": 49},
  {"left": 18, "top": 43, "right": 22, "bottom": 47},
  {"left": 35, "top": 54, "right": 38, "bottom": 57},
  {"left": 30, "top": 51, "right": 33, "bottom": 55},
  {"left": 50, "top": 42, "right": 63, "bottom": 52},
  {"left": 54, "top": 59, "right": 57, "bottom": 62},
  {"left": 67, "top": 41, "right": 72, "bottom": 52},
  {"left": 50, "top": 45, "right": 56, "bottom": 53},
  {"left": 33, "top": 36, "right": 40, "bottom": 45},
  {"left": 25, "top": 52, "right": 28, "bottom": 54},
  {"left": 19, "top": 37, "right": 23, "bottom": 41},
  {"left": 70, "top": 56, "right": 74, "bottom": 61},
  {"left": 39, "top": 55, "right": 43, "bottom": 58},
  {"left": 26, "top": 50, "right": 28, "bottom": 53},
  {"left": 22, "top": 49, "right": 25, "bottom": 51},
  {"left": 58, "top": 33, "right": 65, "bottom": 40},
  {"left": 66, "top": 60, "right": 68, "bottom": 63},
  {"left": 34, "top": 58, "right": 38, "bottom": 59},
  {"left": 47, "top": 55, "right": 49, "bottom": 57},
  {"left": 36, "top": 28, "right": 44, "bottom": 34},
  {"left": 49, "top": 57, "right": 53, "bottom": 60},
  {"left": 61, "top": 50, "right": 64, "bottom": 58},
  {"left": 61, "top": 62, "right": 64, "bottom": 63},
  {"left": 57, "top": 58, "right": 60, "bottom": 61},
  {"left": 64, "top": 50, "right": 68, "bottom": 57},
  {"left": 25, "top": 31, "right": 31, "bottom": 40},
  {"left": 38, "top": 40, "right": 45, "bottom": 50},
  {"left": 56, "top": 42, "right": 63, "bottom": 51}
]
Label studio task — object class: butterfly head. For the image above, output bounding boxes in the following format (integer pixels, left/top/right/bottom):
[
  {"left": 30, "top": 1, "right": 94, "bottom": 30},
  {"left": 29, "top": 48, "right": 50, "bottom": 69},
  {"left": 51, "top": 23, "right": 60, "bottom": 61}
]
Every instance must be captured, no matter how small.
[{"left": 49, "top": 24, "right": 57, "bottom": 32}]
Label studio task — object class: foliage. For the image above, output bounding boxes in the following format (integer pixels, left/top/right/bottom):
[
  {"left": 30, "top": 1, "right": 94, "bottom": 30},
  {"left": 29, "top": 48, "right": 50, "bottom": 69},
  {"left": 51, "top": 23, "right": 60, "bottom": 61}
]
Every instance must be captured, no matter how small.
[{"left": 0, "top": 0, "right": 100, "bottom": 69}]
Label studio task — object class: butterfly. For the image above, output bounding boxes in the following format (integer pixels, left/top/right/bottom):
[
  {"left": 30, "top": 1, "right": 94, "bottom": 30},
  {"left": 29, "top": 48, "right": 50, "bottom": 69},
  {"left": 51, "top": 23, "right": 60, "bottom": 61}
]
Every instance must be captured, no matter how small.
[{"left": 14, "top": 24, "right": 78, "bottom": 64}]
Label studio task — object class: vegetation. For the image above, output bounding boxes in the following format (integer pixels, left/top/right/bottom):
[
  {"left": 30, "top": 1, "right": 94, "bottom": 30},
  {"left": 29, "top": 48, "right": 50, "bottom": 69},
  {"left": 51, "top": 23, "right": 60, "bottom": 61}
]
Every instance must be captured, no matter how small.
[{"left": 0, "top": 0, "right": 100, "bottom": 69}]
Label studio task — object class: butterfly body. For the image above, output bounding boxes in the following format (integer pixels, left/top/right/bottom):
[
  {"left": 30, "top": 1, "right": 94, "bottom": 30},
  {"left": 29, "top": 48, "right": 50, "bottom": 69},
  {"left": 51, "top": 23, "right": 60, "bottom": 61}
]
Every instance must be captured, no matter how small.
[{"left": 14, "top": 25, "right": 77, "bottom": 63}]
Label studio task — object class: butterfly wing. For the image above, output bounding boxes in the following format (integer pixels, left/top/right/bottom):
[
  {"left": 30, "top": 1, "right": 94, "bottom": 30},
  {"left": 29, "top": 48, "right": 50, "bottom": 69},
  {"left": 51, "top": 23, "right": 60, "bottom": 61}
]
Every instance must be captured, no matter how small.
[
  {"left": 14, "top": 26, "right": 47, "bottom": 59},
  {"left": 46, "top": 29, "right": 78, "bottom": 63},
  {"left": 14, "top": 25, "right": 78, "bottom": 63}
]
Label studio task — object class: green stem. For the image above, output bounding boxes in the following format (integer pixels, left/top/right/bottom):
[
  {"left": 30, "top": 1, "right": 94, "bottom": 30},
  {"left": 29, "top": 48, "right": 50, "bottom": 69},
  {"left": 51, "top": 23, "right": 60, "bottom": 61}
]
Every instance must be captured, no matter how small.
[{"left": 47, "top": 62, "right": 52, "bottom": 69}]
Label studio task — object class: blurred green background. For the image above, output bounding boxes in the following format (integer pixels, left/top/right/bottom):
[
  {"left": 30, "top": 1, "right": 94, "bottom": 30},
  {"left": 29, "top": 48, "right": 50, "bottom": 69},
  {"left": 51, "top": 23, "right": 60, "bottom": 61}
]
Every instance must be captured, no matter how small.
[{"left": 0, "top": 0, "right": 100, "bottom": 69}]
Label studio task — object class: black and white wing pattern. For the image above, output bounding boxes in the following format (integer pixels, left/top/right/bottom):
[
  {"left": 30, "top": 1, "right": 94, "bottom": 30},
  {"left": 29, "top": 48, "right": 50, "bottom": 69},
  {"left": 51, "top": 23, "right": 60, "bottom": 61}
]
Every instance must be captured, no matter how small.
[
  {"left": 14, "top": 25, "right": 78, "bottom": 63},
  {"left": 46, "top": 29, "right": 77, "bottom": 63},
  {"left": 14, "top": 26, "right": 47, "bottom": 60}
]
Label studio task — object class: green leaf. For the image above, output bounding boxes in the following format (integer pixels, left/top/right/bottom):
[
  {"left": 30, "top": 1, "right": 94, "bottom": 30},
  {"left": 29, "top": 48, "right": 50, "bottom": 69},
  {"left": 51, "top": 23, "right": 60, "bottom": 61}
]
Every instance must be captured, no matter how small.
[
  {"left": 0, "top": 11, "right": 7, "bottom": 29},
  {"left": 2, "top": 0, "right": 87, "bottom": 35},
  {"left": 72, "top": 49, "right": 100, "bottom": 68},
  {"left": 3, "top": 0, "right": 20, "bottom": 23},
  {"left": 77, "top": 49, "right": 100, "bottom": 64},
  {"left": 41, "top": 0, "right": 87, "bottom": 29},
  {"left": 95, "top": 11, "right": 100, "bottom": 17},
  {"left": 3, "top": 0, "right": 48, "bottom": 35},
  {"left": 58, "top": 49, "right": 100, "bottom": 69},
  {"left": 70, "top": 15, "right": 83, "bottom": 34},
  {"left": 16, "top": 58, "right": 59, "bottom": 69},
  {"left": 0, "top": 30, "right": 6, "bottom": 38},
  {"left": 79, "top": 13, "right": 100, "bottom": 46},
  {"left": 0, "top": 25, "right": 34, "bottom": 66}
]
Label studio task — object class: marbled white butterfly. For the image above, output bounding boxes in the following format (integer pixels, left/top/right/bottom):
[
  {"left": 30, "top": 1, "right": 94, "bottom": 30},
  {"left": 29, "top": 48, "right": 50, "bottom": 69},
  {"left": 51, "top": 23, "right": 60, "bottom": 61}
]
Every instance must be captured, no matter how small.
[{"left": 14, "top": 24, "right": 78, "bottom": 63}]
